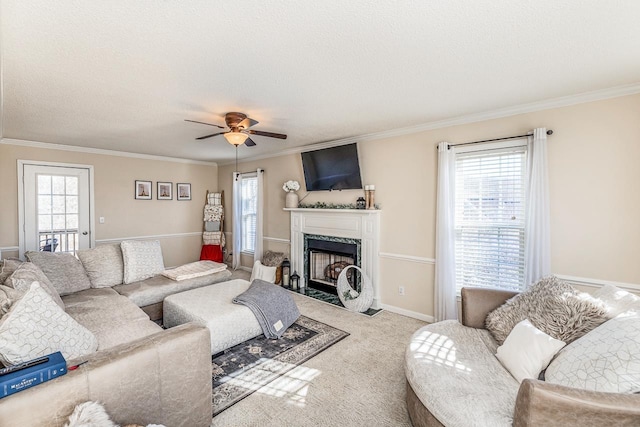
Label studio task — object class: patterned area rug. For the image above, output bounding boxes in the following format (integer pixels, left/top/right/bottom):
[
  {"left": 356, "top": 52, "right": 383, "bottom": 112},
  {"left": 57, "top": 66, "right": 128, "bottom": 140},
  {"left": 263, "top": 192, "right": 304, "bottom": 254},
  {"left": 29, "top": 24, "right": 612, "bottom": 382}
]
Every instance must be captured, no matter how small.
[{"left": 212, "top": 315, "right": 349, "bottom": 416}]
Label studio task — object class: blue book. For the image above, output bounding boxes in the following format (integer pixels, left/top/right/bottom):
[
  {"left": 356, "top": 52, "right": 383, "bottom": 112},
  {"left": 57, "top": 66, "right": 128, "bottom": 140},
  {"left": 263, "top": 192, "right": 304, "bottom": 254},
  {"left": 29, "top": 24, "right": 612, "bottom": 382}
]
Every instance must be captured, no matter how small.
[{"left": 0, "top": 352, "right": 67, "bottom": 398}]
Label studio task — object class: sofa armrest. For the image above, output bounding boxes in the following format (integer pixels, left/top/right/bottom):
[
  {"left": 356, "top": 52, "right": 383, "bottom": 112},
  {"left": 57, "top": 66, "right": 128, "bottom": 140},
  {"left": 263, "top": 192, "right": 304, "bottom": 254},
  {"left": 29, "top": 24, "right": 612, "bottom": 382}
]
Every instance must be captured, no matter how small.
[
  {"left": 0, "top": 323, "right": 212, "bottom": 427},
  {"left": 513, "top": 379, "right": 640, "bottom": 427},
  {"left": 460, "top": 287, "right": 518, "bottom": 328}
]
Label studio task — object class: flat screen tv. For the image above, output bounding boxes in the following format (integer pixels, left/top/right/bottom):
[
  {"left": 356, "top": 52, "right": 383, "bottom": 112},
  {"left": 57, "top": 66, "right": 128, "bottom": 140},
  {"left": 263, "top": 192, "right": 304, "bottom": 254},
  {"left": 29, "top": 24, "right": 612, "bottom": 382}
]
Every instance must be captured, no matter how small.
[{"left": 301, "top": 143, "right": 363, "bottom": 191}]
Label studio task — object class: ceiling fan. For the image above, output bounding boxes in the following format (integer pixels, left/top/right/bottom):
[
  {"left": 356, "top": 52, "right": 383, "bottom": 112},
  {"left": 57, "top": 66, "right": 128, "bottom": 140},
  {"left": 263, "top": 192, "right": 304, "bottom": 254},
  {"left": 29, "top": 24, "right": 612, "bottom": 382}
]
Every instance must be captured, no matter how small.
[{"left": 185, "top": 112, "right": 287, "bottom": 147}]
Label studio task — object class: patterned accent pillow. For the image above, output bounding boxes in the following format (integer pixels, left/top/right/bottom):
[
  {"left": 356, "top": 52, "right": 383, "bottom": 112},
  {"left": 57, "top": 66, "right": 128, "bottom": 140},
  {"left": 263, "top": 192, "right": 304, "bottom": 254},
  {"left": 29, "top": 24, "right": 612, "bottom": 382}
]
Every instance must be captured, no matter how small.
[
  {"left": 25, "top": 251, "right": 92, "bottom": 296},
  {"left": 546, "top": 311, "right": 640, "bottom": 393},
  {"left": 485, "top": 276, "right": 609, "bottom": 345},
  {"left": 4, "top": 262, "right": 65, "bottom": 309},
  {"left": 77, "top": 244, "right": 124, "bottom": 288},
  {"left": 120, "top": 240, "right": 165, "bottom": 285},
  {"left": 0, "top": 282, "right": 98, "bottom": 365}
]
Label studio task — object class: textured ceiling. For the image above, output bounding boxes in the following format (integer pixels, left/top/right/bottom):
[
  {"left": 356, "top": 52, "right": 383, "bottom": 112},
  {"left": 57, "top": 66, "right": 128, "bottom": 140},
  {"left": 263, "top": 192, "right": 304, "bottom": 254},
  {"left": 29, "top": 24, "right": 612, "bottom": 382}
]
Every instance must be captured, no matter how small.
[{"left": 2, "top": 1, "right": 640, "bottom": 162}]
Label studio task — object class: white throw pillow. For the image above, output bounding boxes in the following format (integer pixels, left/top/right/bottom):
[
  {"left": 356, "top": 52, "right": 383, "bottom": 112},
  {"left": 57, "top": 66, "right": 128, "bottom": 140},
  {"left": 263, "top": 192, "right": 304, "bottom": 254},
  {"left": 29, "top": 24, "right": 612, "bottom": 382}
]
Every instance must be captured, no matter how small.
[
  {"left": 593, "top": 284, "right": 640, "bottom": 318},
  {"left": 249, "top": 260, "right": 277, "bottom": 284},
  {"left": 0, "top": 282, "right": 98, "bottom": 365},
  {"left": 121, "top": 240, "right": 165, "bottom": 284},
  {"left": 546, "top": 311, "right": 640, "bottom": 393},
  {"left": 495, "top": 319, "right": 566, "bottom": 383}
]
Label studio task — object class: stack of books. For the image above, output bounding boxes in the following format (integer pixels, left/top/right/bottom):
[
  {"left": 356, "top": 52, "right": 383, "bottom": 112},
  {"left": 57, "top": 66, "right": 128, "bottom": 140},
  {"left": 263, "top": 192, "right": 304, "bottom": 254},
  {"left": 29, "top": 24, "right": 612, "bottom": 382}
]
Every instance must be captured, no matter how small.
[{"left": 0, "top": 352, "right": 67, "bottom": 398}]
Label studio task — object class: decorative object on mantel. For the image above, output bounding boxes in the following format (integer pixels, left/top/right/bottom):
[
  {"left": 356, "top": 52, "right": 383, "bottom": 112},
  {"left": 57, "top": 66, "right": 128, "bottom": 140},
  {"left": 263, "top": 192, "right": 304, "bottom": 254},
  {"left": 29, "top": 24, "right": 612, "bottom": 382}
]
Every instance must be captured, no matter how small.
[
  {"left": 283, "top": 180, "right": 300, "bottom": 208},
  {"left": 337, "top": 265, "right": 374, "bottom": 313},
  {"left": 365, "top": 184, "right": 376, "bottom": 209},
  {"left": 356, "top": 197, "right": 366, "bottom": 209},
  {"left": 298, "top": 202, "right": 380, "bottom": 210}
]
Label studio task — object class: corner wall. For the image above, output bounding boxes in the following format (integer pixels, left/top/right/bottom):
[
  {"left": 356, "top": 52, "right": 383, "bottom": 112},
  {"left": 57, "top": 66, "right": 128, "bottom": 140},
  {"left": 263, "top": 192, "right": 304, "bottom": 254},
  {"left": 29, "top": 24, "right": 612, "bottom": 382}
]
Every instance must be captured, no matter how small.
[
  {"left": 219, "top": 93, "right": 640, "bottom": 319},
  {"left": 0, "top": 143, "right": 218, "bottom": 267}
]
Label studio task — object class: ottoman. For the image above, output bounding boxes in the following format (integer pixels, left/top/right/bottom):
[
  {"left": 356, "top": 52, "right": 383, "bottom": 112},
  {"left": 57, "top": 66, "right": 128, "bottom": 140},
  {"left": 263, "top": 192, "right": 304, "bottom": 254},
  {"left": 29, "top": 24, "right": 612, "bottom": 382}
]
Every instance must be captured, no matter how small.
[{"left": 163, "top": 279, "right": 262, "bottom": 354}]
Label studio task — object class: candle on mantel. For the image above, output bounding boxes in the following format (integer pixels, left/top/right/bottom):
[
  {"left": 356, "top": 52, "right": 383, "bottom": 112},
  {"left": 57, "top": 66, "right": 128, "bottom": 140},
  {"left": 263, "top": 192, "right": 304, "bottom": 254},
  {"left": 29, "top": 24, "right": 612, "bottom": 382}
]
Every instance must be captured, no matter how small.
[
  {"left": 367, "top": 184, "right": 376, "bottom": 209},
  {"left": 364, "top": 185, "right": 371, "bottom": 208}
]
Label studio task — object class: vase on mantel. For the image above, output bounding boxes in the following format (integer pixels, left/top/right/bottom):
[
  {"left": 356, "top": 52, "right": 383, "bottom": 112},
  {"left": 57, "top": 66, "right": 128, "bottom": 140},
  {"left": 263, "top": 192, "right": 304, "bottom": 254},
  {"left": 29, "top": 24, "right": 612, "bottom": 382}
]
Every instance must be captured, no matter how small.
[{"left": 285, "top": 190, "right": 299, "bottom": 208}]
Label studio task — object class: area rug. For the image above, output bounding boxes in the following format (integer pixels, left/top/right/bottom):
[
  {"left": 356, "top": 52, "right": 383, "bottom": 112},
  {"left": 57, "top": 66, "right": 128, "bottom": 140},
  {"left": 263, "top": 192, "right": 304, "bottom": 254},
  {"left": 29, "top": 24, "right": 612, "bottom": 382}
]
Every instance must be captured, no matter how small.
[{"left": 212, "top": 315, "right": 349, "bottom": 415}]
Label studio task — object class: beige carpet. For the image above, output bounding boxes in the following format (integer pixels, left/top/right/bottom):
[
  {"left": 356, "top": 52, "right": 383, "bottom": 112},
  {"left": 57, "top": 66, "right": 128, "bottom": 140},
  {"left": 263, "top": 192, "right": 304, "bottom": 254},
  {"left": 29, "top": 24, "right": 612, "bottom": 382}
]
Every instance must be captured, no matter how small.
[{"left": 213, "top": 269, "right": 427, "bottom": 426}]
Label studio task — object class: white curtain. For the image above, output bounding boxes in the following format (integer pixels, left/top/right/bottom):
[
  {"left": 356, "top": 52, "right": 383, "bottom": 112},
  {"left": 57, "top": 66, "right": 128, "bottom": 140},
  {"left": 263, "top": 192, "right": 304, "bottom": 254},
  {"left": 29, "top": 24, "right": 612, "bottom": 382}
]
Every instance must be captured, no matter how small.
[
  {"left": 254, "top": 168, "right": 265, "bottom": 262},
  {"left": 232, "top": 171, "right": 242, "bottom": 270},
  {"left": 435, "top": 142, "right": 458, "bottom": 321},
  {"left": 524, "top": 128, "right": 551, "bottom": 286}
]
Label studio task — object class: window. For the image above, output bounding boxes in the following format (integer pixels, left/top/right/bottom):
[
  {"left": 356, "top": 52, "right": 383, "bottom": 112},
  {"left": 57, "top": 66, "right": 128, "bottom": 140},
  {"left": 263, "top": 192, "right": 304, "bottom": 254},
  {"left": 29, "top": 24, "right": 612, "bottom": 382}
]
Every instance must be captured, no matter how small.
[
  {"left": 240, "top": 175, "right": 258, "bottom": 253},
  {"left": 454, "top": 145, "right": 526, "bottom": 292}
]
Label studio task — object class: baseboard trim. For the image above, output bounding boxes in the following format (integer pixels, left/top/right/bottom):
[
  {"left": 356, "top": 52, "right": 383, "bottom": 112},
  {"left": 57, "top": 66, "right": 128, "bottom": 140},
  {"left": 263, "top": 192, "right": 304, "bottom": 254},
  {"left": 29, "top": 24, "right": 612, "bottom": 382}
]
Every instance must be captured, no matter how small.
[
  {"left": 96, "top": 232, "right": 202, "bottom": 244},
  {"left": 556, "top": 274, "right": 640, "bottom": 293},
  {"left": 379, "top": 252, "right": 435, "bottom": 265},
  {"left": 379, "top": 303, "right": 434, "bottom": 323}
]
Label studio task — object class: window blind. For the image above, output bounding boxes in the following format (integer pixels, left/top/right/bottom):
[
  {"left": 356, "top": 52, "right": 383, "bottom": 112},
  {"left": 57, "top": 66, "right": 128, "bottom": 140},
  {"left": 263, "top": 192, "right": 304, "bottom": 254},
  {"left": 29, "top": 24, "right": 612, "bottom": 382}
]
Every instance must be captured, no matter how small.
[
  {"left": 454, "top": 146, "right": 526, "bottom": 291},
  {"left": 240, "top": 175, "right": 257, "bottom": 253}
]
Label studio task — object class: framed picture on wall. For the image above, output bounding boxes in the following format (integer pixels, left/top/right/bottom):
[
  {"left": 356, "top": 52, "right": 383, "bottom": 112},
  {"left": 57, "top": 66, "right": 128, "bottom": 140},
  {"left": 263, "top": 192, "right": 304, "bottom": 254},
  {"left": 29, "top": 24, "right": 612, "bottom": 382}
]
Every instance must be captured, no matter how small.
[
  {"left": 177, "top": 183, "right": 191, "bottom": 201},
  {"left": 157, "top": 182, "right": 172, "bottom": 200},
  {"left": 135, "top": 180, "right": 152, "bottom": 200}
]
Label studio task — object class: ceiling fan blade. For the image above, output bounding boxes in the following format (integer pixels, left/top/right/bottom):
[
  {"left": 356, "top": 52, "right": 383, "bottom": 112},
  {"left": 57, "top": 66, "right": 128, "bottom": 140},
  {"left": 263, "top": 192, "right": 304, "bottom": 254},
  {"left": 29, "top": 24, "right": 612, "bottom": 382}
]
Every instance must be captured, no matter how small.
[
  {"left": 248, "top": 130, "right": 287, "bottom": 139},
  {"left": 238, "top": 117, "right": 259, "bottom": 130},
  {"left": 185, "top": 119, "right": 225, "bottom": 129},
  {"left": 244, "top": 137, "right": 257, "bottom": 147},
  {"left": 196, "top": 132, "right": 225, "bottom": 140}
]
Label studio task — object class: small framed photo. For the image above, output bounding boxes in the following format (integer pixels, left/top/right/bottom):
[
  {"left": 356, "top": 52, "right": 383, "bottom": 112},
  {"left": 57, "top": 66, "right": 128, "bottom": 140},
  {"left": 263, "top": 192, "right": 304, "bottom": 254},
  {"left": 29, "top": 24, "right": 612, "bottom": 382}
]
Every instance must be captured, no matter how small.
[
  {"left": 135, "top": 180, "right": 152, "bottom": 200},
  {"left": 177, "top": 183, "right": 191, "bottom": 201},
  {"left": 157, "top": 182, "right": 173, "bottom": 200}
]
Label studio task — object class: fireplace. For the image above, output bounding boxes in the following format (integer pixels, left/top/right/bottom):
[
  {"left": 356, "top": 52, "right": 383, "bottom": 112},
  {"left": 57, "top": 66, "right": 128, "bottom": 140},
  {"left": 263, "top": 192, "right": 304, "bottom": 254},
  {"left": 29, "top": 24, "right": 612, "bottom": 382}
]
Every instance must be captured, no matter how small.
[
  {"left": 304, "top": 235, "right": 360, "bottom": 295},
  {"left": 288, "top": 207, "right": 381, "bottom": 308}
]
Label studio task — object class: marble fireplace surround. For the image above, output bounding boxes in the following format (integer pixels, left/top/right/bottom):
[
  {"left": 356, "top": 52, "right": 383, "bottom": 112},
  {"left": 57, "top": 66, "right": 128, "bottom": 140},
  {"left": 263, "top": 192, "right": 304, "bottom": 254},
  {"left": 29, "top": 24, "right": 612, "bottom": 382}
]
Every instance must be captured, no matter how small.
[{"left": 287, "top": 208, "right": 381, "bottom": 309}]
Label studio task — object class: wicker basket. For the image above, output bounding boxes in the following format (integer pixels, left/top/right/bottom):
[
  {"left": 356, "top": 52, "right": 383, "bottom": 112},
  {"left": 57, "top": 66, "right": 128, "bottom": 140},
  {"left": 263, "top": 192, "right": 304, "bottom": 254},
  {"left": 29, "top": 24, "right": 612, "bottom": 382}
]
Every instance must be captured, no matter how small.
[{"left": 337, "top": 265, "right": 373, "bottom": 313}]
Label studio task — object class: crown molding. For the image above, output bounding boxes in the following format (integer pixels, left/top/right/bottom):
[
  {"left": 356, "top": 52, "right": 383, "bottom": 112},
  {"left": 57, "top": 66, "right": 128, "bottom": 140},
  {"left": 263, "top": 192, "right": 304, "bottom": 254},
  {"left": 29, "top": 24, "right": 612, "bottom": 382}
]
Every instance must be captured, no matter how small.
[
  {"left": 220, "top": 82, "right": 640, "bottom": 166},
  {"left": 0, "top": 138, "right": 218, "bottom": 166}
]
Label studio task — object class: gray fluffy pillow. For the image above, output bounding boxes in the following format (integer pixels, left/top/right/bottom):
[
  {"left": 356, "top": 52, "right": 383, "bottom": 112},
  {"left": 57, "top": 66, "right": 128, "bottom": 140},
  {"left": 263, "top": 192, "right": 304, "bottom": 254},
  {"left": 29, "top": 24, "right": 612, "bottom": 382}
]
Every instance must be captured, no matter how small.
[{"left": 485, "top": 276, "right": 608, "bottom": 345}]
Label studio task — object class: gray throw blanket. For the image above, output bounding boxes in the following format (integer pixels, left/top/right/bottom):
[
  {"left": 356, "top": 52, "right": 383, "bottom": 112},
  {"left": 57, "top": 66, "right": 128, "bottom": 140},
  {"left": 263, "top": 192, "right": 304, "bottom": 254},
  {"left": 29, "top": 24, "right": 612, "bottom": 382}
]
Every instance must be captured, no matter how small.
[{"left": 232, "top": 279, "right": 300, "bottom": 339}]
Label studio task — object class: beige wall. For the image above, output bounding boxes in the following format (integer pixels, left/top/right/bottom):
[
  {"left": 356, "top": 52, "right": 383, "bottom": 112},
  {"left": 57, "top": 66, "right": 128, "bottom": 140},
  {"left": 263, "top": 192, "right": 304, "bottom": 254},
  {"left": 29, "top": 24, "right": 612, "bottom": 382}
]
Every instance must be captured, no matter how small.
[
  {"left": 0, "top": 144, "right": 218, "bottom": 267},
  {"left": 219, "top": 93, "right": 640, "bottom": 317}
]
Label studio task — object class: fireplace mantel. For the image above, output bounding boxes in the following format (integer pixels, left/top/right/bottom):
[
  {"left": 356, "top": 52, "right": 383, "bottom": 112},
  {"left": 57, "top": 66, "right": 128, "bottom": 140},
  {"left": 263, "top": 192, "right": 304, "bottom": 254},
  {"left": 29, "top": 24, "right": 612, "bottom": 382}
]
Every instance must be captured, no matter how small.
[{"left": 287, "top": 208, "right": 381, "bottom": 309}]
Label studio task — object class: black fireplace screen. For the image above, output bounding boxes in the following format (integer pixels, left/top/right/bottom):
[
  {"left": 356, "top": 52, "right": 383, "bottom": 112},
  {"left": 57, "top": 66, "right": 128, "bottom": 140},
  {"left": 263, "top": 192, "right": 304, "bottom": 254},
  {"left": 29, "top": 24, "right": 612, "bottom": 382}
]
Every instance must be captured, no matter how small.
[{"left": 304, "top": 235, "right": 360, "bottom": 295}]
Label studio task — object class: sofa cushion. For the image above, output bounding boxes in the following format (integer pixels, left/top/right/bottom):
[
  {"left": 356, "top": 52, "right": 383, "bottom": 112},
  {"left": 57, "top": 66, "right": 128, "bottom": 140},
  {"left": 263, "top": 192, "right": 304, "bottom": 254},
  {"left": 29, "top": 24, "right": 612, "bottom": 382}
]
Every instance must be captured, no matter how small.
[
  {"left": 405, "top": 320, "right": 519, "bottom": 427},
  {"left": 0, "top": 259, "right": 22, "bottom": 284},
  {"left": 593, "top": 284, "right": 640, "bottom": 318},
  {"left": 546, "top": 311, "right": 640, "bottom": 393},
  {"left": 113, "top": 269, "right": 232, "bottom": 307},
  {"left": 77, "top": 244, "right": 124, "bottom": 288},
  {"left": 25, "top": 251, "right": 92, "bottom": 296},
  {"left": 0, "top": 285, "right": 23, "bottom": 317},
  {"left": 496, "top": 319, "right": 566, "bottom": 383},
  {"left": 120, "top": 240, "right": 165, "bottom": 284},
  {"left": 62, "top": 287, "right": 161, "bottom": 350},
  {"left": 0, "top": 282, "right": 98, "bottom": 365},
  {"left": 485, "top": 276, "right": 608, "bottom": 345},
  {"left": 4, "top": 262, "right": 65, "bottom": 309}
]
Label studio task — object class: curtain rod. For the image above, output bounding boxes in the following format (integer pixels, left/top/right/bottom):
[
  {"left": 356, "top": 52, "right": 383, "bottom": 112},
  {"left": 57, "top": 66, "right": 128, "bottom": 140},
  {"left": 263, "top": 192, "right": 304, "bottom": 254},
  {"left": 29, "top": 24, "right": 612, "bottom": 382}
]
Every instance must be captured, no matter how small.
[
  {"left": 447, "top": 129, "right": 553, "bottom": 149},
  {"left": 234, "top": 169, "right": 264, "bottom": 180}
]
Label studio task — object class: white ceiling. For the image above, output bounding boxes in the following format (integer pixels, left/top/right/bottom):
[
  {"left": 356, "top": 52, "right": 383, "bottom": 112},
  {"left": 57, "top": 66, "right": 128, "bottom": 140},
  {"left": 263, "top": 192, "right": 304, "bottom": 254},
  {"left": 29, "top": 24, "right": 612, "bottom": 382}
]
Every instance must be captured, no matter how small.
[{"left": 2, "top": 1, "right": 640, "bottom": 163}]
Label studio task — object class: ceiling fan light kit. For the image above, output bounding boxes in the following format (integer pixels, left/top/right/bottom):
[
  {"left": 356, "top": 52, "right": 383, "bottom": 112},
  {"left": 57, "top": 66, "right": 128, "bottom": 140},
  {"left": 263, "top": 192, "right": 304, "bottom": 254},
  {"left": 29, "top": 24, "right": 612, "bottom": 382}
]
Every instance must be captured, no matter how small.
[
  {"left": 224, "top": 132, "right": 249, "bottom": 146},
  {"left": 186, "top": 112, "right": 287, "bottom": 147}
]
